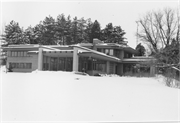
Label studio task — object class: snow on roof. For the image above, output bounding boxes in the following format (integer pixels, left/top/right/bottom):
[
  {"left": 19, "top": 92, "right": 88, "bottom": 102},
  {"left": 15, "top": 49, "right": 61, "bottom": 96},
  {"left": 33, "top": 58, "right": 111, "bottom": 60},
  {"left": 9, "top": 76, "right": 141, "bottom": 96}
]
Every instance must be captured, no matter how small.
[
  {"left": 5, "top": 44, "right": 40, "bottom": 48},
  {"left": 132, "top": 56, "right": 155, "bottom": 59},
  {"left": 27, "top": 51, "right": 39, "bottom": 54},
  {"left": 44, "top": 45, "right": 70, "bottom": 47},
  {"left": 122, "top": 57, "right": 156, "bottom": 63},
  {"left": 42, "top": 46, "right": 61, "bottom": 51},
  {"left": 28, "top": 49, "right": 74, "bottom": 54},
  {"left": 43, "top": 49, "right": 73, "bottom": 52}
]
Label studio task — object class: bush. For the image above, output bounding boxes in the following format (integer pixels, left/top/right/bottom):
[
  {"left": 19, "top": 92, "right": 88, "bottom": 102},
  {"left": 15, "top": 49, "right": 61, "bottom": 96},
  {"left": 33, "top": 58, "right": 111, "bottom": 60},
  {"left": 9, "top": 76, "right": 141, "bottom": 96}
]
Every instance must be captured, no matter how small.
[
  {"left": 0, "top": 58, "right": 6, "bottom": 66},
  {"left": 94, "top": 73, "right": 101, "bottom": 77},
  {"left": 162, "top": 67, "right": 180, "bottom": 89}
]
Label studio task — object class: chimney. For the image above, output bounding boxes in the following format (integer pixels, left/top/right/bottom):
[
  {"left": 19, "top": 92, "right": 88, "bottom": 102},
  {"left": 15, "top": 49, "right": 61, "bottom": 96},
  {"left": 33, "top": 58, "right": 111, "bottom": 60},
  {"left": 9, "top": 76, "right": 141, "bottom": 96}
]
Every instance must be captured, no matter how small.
[{"left": 93, "top": 38, "right": 103, "bottom": 44}]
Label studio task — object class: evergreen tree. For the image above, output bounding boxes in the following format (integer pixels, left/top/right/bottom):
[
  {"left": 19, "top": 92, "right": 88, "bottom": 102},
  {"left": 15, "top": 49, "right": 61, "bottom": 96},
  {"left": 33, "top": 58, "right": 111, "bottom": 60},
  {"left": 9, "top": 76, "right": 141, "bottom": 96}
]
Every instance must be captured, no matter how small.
[
  {"left": 135, "top": 43, "right": 146, "bottom": 56},
  {"left": 4, "top": 20, "right": 28, "bottom": 44},
  {"left": 102, "top": 23, "right": 126, "bottom": 44},
  {"left": 156, "top": 39, "right": 180, "bottom": 65},
  {"left": 33, "top": 22, "right": 45, "bottom": 45},
  {"left": 65, "top": 15, "right": 72, "bottom": 45},
  {"left": 71, "top": 16, "right": 80, "bottom": 44},
  {"left": 24, "top": 26, "right": 38, "bottom": 44},
  {"left": 84, "top": 18, "right": 93, "bottom": 43},
  {"left": 90, "top": 20, "right": 101, "bottom": 43},
  {"left": 42, "top": 16, "right": 57, "bottom": 45},
  {"left": 55, "top": 14, "right": 71, "bottom": 45},
  {"left": 3, "top": 14, "right": 127, "bottom": 46},
  {"left": 78, "top": 17, "right": 87, "bottom": 43}
]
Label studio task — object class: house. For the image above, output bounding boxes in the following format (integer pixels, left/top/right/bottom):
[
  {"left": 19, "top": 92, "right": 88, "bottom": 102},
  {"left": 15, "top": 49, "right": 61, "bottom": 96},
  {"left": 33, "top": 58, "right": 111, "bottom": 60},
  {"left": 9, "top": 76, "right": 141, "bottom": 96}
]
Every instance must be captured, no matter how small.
[{"left": 2, "top": 39, "right": 156, "bottom": 76}]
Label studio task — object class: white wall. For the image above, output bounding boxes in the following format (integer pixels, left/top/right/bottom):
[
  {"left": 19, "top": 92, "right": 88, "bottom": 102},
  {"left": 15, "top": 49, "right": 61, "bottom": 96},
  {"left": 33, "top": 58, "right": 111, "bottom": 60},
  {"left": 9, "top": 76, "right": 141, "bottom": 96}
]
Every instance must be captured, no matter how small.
[{"left": 7, "top": 54, "right": 38, "bottom": 72}]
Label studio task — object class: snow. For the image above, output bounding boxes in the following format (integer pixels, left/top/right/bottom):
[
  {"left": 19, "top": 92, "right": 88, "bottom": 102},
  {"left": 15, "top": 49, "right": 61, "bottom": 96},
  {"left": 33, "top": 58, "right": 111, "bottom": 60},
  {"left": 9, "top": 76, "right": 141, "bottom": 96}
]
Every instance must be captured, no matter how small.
[{"left": 1, "top": 68, "right": 180, "bottom": 122}]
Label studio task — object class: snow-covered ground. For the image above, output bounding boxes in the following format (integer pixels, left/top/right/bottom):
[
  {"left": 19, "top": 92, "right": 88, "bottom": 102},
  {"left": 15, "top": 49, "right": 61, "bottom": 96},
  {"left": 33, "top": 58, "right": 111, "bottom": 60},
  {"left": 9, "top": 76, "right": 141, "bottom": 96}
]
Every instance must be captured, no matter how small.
[{"left": 1, "top": 67, "right": 180, "bottom": 122}]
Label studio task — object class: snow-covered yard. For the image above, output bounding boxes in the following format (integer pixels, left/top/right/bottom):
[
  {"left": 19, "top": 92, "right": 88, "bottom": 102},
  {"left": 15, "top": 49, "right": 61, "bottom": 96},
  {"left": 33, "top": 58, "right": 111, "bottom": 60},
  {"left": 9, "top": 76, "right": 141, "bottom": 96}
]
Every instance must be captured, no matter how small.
[{"left": 1, "top": 68, "right": 180, "bottom": 122}]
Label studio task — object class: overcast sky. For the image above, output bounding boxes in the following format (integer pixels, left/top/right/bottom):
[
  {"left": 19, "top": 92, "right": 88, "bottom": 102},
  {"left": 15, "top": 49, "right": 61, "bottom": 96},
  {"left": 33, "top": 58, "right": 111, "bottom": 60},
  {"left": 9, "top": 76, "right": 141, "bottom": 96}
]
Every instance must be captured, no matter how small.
[{"left": 1, "top": 0, "right": 179, "bottom": 48}]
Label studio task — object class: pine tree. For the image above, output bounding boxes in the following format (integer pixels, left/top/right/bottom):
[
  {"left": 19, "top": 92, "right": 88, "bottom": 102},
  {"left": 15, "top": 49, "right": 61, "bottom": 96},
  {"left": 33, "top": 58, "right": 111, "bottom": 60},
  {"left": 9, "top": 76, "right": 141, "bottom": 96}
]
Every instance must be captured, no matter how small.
[
  {"left": 135, "top": 43, "right": 146, "bottom": 56},
  {"left": 42, "top": 16, "right": 56, "bottom": 45},
  {"left": 84, "top": 18, "right": 93, "bottom": 43},
  {"left": 55, "top": 14, "right": 71, "bottom": 45},
  {"left": 90, "top": 20, "right": 101, "bottom": 43},
  {"left": 4, "top": 20, "right": 28, "bottom": 44},
  {"left": 102, "top": 23, "right": 126, "bottom": 44},
  {"left": 71, "top": 16, "right": 80, "bottom": 44},
  {"left": 24, "top": 26, "right": 38, "bottom": 44}
]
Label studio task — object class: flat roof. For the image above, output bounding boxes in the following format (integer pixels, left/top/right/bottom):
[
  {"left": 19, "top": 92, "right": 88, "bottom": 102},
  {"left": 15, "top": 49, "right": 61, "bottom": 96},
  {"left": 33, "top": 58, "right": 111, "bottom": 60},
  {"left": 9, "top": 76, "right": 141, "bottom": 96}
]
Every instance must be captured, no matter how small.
[
  {"left": 122, "top": 57, "right": 156, "bottom": 63},
  {"left": 73, "top": 45, "right": 121, "bottom": 62}
]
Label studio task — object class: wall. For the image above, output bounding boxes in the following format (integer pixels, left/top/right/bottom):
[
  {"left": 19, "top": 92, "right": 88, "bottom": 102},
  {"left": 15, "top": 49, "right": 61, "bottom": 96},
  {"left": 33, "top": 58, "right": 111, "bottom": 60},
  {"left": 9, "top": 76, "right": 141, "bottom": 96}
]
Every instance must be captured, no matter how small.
[
  {"left": 117, "top": 63, "right": 123, "bottom": 76},
  {"left": 119, "top": 50, "right": 124, "bottom": 59},
  {"left": 124, "top": 51, "right": 133, "bottom": 58},
  {"left": 7, "top": 54, "right": 38, "bottom": 72}
]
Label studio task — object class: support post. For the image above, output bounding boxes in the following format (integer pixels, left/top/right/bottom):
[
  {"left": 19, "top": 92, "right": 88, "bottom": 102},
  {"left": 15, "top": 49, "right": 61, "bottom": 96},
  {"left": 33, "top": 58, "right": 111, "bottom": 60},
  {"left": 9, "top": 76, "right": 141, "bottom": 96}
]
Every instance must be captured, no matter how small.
[
  {"left": 150, "top": 66, "right": 155, "bottom": 77},
  {"left": 38, "top": 47, "right": 43, "bottom": 71},
  {"left": 120, "top": 50, "right": 124, "bottom": 59},
  {"left": 106, "top": 61, "right": 110, "bottom": 74},
  {"left": 73, "top": 47, "right": 79, "bottom": 72},
  {"left": 117, "top": 63, "right": 123, "bottom": 76}
]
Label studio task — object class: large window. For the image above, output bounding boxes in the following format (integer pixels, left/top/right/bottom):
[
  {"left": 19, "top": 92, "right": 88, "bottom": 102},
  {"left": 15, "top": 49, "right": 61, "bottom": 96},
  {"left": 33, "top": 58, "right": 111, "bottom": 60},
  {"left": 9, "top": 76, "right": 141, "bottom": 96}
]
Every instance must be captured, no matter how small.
[
  {"left": 58, "top": 57, "right": 66, "bottom": 71},
  {"left": 124, "top": 52, "right": 132, "bottom": 58},
  {"left": 92, "top": 59, "right": 106, "bottom": 72},
  {"left": 43, "top": 56, "right": 49, "bottom": 70},
  {"left": 109, "top": 49, "right": 113, "bottom": 55},
  {"left": 78, "top": 57, "right": 106, "bottom": 72},
  {"left": 97, "top": 48, "right": 105, "bottom": 53},
  {"left": 105, "top": 49, "right": 110, "bottom": 55},
  {"left": 104, "top": 49, "right": 113, "bottom": 55},
  {"left": 9, "top": 62, "right": 32, "bottom": 69},
  {"left": 114, "top": 49, "right": 120, "bottom": 57}
]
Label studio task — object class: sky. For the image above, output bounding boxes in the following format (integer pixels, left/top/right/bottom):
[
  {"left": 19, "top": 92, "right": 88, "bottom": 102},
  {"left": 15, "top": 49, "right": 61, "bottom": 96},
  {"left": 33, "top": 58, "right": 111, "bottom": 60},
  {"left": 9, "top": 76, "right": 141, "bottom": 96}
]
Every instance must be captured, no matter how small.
[{"left": 0, "top": 0, "right": 179, "bottom": 48}]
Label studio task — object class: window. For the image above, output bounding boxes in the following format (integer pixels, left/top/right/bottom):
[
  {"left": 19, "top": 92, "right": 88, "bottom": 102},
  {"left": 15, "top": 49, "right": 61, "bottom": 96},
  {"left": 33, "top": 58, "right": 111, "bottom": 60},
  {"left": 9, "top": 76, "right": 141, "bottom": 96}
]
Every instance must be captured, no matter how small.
[
  {"left": 101, "top": 49, "right": 105, "bottom": 53},
  {"left": 92, "top": 59, "right": 106, "bottom": 72},
  {"left": 14, "top": 52, "right": 17, "bottom": 56},
  {"left": 9, "top": 62, "right": 32, "bottom": 69},
  {"left": 27, "top": 63, "right": 32, "bottom": 69},
  {"left": 18, "top": 52, "right": 21, "bottom": 56},
  {"left": 110, "top": 49, "right": 113, "bottom": 55},
  {"left": 114, "top": 50, "right": 120, "bottom": 58},
  {"left": 24, "top": 52, "right": 27, "bottom": 56},
  {"left": 105, "top": 49, "right": 110, "bottom": 55},
  {"left": 7, "top": 51, "right": 12, "bottom": 56},
  {"left": 20, "top": 63, "right": 24, "bottom": 68},
  {"left": 97, "top": 48, "right": 101, "bottom": 52},
  {"left": 21, "top": 52, "right": 24, "bottom": 57},
  {"left": 23, "top": 63, "right": 26, "bottom": 68},
  {"left": 8, "top": 51, "right": 30, "bottom": 57},
  {"left": 43, "top": 63, "right": 49, "bottom": 70},
  {"left": 16, "top": 63, "right": 19, "bottom": 68},
  {"left": 11, "top": 52, "right": 15, "bottom": 57}
]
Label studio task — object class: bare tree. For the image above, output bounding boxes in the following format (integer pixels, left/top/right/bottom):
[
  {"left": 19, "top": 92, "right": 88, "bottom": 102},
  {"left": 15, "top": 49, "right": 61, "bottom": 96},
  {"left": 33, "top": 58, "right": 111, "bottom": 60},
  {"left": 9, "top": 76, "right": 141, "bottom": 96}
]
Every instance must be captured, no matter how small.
[{"left": 138, "top": 8, "right": 180, "bottom": 53}]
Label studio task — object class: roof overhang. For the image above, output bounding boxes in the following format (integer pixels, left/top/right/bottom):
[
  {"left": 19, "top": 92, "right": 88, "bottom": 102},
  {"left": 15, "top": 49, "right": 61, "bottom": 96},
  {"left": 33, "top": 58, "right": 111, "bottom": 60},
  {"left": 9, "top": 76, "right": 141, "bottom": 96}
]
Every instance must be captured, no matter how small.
[
  {"left": 122, "top": 57, "right": 156, "bottom": 63},
  {"left": 72, "top": 45, "right": 121, "bottom": 62},
  {"left": 27, "top": 49, "right": 73, "bottom": 55},
  {"left": 78, "top": 52, "right": 121, "bottom": 62}
]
